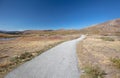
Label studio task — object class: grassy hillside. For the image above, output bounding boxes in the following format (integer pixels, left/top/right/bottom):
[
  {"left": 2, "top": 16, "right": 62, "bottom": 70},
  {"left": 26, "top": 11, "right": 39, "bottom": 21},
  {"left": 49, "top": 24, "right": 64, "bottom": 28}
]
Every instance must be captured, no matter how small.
[
  {"left": 1, "top": 18, "right": 120, "bottom": 38},
  {"left": 76, "top": 18, "right": 120, "bottom": 78},
  {"left": 79, "top": 19, "right": 120, "bottom": 36}
]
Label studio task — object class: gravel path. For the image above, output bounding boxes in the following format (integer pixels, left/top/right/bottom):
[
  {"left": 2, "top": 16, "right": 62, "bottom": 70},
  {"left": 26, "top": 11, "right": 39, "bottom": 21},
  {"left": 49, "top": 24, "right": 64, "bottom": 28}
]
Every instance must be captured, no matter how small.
[{"left": 5, "top": 35, "right": 86, "bottom": 78}]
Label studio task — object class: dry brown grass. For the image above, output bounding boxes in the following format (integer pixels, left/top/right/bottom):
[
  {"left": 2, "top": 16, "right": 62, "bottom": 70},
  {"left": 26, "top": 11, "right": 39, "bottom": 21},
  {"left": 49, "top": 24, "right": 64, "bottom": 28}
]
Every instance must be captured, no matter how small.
[
  {"left": 77, "top": 35, "right": 120, "bottom": 78},
  {"left": 0, "top": 34, "right": 80, "bottom": 78},
  {"left": 0, "top": 33, "right": 17, "bottom": 38},
  {"left": 79, "top": 19, "right": 120, "bottom": 36}
]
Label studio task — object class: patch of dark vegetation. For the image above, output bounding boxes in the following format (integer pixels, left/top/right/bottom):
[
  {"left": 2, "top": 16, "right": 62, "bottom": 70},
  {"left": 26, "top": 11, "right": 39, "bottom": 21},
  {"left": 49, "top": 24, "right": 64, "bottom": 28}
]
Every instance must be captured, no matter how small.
[
  {"left": 115, "top": 32, "right": 120, "bottom": 36},
  {"left": 100, "top": 37, "right": 115, "bottom": 41},
  {"left": 110, "top": 57, "right": 120, "bottom": 69},
  {"left": 0, "top": 30, "right": 22, "bottom": 35},
  {"left": 10, "top": 52, "right": 34, "bottom": 64},
  {"left": 43, "top": 30, "right": 53, "bottom": 31},
  {"left": 81, "top": 65, "right": 106, "bottom": 78}
]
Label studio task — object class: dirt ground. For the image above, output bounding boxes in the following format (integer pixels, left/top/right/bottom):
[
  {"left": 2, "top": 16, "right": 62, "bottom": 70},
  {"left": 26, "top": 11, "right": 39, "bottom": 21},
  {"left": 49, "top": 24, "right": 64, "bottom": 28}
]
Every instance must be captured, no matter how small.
[
  {"left": 77, "top": 35, "right": 120, "bottom": 78},
  {"left": 0, "top": 34, "right": 79, "bottom": 78}
]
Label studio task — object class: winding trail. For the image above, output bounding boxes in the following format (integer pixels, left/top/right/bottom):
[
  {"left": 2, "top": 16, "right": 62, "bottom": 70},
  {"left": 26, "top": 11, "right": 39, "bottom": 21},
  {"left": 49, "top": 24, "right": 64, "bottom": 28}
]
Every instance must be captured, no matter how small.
[{"left": 5, "top": 35, "right": 86, "bottom": 78}]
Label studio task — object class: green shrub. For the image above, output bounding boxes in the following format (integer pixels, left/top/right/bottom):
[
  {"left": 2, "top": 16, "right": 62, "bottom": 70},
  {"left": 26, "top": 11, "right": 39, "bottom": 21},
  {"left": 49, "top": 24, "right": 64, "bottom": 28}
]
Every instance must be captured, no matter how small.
[
  {"left": 10, "top": 56, "right": 20, "bottom": 63},
  {"left": 19, "top": 52, "right": 33, "bottom": 59},
  {"left": 10, "top": 52, "right": 33, "bottom": 64},
  {"left": 110, "top": 57, "right": 120, "bottom": 69},
  {"left": 82, "top": 65, "right": 106, "bottom": 78},
  {"left": 100, "top": 37, "right": 114, "bottom": 41}
]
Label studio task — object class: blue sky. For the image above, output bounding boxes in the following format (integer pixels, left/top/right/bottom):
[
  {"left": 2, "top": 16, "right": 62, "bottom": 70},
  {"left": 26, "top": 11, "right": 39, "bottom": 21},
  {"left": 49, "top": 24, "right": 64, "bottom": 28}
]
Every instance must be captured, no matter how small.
[{"left": 0, "top": 0, "right": 120, "bottom": 30}]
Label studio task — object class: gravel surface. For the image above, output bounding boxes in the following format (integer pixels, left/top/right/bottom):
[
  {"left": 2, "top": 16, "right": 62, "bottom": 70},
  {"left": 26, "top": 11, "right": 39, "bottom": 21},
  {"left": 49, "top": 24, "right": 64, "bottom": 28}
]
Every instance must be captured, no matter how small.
[{"left": 5, "top": 35, "right": 86, "bottom": 78}]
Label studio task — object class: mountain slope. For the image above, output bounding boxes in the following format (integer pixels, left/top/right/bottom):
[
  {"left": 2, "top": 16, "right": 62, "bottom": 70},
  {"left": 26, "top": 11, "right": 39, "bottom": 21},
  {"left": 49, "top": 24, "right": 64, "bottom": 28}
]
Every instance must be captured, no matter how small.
[
  {"left": 1, "top": 18, "right": 120, "bottom": 36},
  {"left": 80, "top": 19, "right": 120, "bottom": 35}
]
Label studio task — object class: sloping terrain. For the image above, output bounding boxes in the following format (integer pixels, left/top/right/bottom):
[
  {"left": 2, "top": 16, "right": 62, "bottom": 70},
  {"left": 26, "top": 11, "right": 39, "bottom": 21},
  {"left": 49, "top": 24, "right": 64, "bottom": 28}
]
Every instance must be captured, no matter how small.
[
  {"left": 1, "top": 18, "right": 120, "bottom": 37},
  {"left": 80, "top": 19, "right": 120, "bottom": 35},
  {"left": 76, "top": 18, "right": 120, "bottom": 78}
]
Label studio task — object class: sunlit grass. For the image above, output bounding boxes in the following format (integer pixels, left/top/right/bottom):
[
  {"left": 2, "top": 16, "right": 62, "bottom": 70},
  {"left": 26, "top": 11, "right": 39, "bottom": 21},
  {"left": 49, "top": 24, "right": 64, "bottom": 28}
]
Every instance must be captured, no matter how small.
[
  {"left": 81, "top": 65, "right": 106, "bottom": 78},
  {"left": 100, "top": 37, "right": 114, "bottom": 41},
  {"left": 110, "top": 57, "right": 120, "bottom": 69}
]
